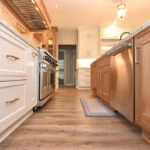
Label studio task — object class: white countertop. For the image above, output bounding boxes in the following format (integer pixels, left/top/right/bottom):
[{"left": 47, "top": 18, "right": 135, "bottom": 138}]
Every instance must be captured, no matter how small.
[
  {"left": 0, "top": 17, "right": 38, "bottom": 51},
  {"left": 93, "top": 20, "right": 150, "bottom": 63}
]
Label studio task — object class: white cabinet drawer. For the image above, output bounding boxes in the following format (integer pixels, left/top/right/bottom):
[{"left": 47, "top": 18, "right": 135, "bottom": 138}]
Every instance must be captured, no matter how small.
[
  {"left": 0, "top": 80, "right": 26, "bottom": 133},
  {"left": 0, "top": 37, "right": 26, "bottom": 76},
  {"left": 0, "top": 24, "right": 27, "bottom": 79},
  {"left": 78, "top": 80, "right": 91, "bottom": 88},
  {"left": 78, "top": 68, "right": 91, "bottom": 88}
]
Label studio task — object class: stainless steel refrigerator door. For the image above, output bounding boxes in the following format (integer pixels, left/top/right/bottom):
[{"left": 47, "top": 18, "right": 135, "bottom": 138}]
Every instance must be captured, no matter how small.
[{"left": 110, "top": 47, "right": 134, "bottom": 122}]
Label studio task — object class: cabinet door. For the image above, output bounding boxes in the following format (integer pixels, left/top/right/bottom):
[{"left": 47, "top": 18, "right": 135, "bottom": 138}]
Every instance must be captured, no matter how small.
[
  {"left": 0, "top": 80, "right": 26, "bottom": 133},
  {"left": 78, "top": 28, "right": 99, "bottom": 59},
  {"left": 96, "top": 68, "right": 103, "bottom": 98},
  {"left": 91, "top": 65, "right": 96, "bottom": 95},
  {"left": 0, "top": 25, "right": 27, "bottom": 80},
  {"left": 135, "top": 30, "right": 150, "bottom": 131},
  {"left": 102, "top": 65, "right": 110, "bottom": 102}
]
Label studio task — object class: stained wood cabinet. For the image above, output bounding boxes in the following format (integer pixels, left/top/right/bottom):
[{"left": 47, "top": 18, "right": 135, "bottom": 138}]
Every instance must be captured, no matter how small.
[
  {"left": 96, "top": 67, "right": 103, "bottom": 98},
  {"left": 135, "top": 27, "right": 150, "bottom": 142},
  {"left": 91, "top": 63, "right": 97, "bottom": 96},
  {"left": 91, "top": 56, "right": 110, "bottom": 103},
  {"left": 91, "top": 24, "right": 150, "bottom": 143},
  {"left": 101, "top": 65, "right": 110, "bottom": 102}
]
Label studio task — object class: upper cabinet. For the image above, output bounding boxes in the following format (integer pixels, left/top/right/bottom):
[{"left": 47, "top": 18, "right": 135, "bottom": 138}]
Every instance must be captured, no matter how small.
[
  {"left": 1, "top": 0, "right": 51, "bottom": 31},
  {"left": 34, "top": 27, "right": 58, "bottom": 58},
  {"left": 78, "top": 27, "right": 100, "bottom": 59}
]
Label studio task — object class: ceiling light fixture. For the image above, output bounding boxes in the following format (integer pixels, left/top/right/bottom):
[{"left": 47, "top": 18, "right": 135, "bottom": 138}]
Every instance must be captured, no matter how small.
[{"left": 117, "top": 0, "right": 127, "bottom": 20}]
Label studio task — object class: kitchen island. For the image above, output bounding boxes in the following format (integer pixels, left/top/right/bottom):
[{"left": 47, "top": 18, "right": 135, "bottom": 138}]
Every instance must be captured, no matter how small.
[
  {"left": 91, "top": 20, "right": 150, "bottom": 143},
  {"left": 0, "top": 17, "right": 38, "bottom": 143}
]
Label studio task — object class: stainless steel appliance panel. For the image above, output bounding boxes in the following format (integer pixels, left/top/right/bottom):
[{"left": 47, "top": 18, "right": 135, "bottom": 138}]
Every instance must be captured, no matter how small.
[
  {"left": 40, "top": 63, "right": 54, "bottom": 100},
  {"left": 110, "top": 47, "right": 134, "bottom": 122},
  {"left": 37, "top": 49, "right": 57, "bottom": 107}
]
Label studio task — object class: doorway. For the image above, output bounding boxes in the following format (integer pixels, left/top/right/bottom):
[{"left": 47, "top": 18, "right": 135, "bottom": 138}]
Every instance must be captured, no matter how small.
[{"left": 58, "top": 45, "right": 76, "bottom": 87}]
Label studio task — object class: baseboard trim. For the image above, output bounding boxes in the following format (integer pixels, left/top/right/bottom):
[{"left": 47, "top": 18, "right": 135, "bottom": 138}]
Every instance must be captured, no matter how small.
[{"left": 0, "top": 110, "right": 33, "bottom": 143}]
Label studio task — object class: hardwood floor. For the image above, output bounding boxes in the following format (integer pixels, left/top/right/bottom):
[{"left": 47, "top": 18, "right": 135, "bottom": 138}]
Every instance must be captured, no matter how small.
[{"left": 0, "top": 88, "right": 150, "bottom": 150}]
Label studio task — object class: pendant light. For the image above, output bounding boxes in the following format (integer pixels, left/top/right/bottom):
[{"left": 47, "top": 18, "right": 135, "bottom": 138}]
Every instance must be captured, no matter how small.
[{"left": 117, "top": 0, "right": 127, "bottom": 20}]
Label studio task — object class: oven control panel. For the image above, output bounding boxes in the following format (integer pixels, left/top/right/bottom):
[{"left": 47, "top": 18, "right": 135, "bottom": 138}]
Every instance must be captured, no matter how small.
[
  {"left": 43, "top": 55, "right": 57, "bottom": 66},
  {"left": 39, "top": 49, "right": 58, "bottom": 66}
]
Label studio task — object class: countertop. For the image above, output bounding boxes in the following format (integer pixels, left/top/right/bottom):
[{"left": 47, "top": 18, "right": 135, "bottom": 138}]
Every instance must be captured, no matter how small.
[
  {"left": 93, "top": 20, "right": 150, "bottom": 63},
  {"left": 0, "top": 18, "right": 38, "bottom": 51}
]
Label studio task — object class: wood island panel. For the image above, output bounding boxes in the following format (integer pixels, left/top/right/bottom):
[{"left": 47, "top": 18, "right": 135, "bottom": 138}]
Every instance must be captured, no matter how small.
[
  {"left": 135, "top": 27, "right": 150, "bottom": 143},
  {"left": 91, "top": 55, "right": 110, "bottom": 104}
]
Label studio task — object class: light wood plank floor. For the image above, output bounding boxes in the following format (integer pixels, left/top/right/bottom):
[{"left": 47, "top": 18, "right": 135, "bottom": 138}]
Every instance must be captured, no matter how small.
[{"left": 0, "top": 88, "right": 150, "bottom": 150}]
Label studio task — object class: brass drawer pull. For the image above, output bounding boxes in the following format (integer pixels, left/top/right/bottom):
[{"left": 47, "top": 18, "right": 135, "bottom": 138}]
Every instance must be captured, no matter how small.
[
  {"left": 6, "top": 55, "right": 20, "bottom": 60},
  {"left": 6, "top": 98, "right": 20, "bottom": 104},
  {"left": 32, "top": 52, "right": 38, "bottom": 57}
]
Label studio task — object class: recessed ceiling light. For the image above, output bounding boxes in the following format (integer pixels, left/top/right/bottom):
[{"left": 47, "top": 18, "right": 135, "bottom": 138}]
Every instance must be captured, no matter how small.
[
  {"left": 31, "top": 0, "right": 35, "bottom": 4},
  {"left": 36, "top": 7, "right": 39, "bottom": 11},
  {"left": 55, "top": 5, "right": 58, "bottom": 8}
]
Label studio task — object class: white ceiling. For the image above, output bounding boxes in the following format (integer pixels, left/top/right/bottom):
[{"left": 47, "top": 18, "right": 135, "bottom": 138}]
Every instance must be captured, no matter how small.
[{"left": 44, "top": 0, "right": 150, "bottom": 30}]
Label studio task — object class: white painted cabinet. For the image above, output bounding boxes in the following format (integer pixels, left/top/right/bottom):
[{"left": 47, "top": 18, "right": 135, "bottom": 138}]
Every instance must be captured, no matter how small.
[
  {"left": 0, "top": 80, "right": 26, "bottom": 133},
  {"left": 77, "top": 68, "right": 91, "bottom": 88},
  {"left": 78, "top": 27, "right": 99, "bottom": 59},
  {"left": 0, "top": 26, "right": 27, "bottom": 80},
  {"left": 26, "top": 48, "right": 38, "bottom": 111},
  {"left": 77, "top": 27, "right": 99, "bottom": 88},
  {"left": 0, "top": 20, "right": 38, "bottom": 135}
]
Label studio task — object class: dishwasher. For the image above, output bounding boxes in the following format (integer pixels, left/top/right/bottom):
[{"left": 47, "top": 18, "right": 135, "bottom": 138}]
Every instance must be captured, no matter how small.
[{"left": 109, "top": 41, "right": 134, "bottom": 122}]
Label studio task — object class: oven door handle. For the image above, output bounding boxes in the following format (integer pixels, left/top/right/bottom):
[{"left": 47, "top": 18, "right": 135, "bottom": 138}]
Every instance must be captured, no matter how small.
[
  {"left": 40, "top": 63, "right": 53, "bottom": 70},
  {"left": 41, "top": 66, "right": 56, "bottom": 72}
]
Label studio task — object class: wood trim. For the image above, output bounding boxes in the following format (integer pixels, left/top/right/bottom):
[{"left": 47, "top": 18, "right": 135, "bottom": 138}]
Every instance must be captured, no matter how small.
[
  {"left": 52, "top": 26, "right": 58, "bottom": 32},
  {"left": 142, "top": 130, "right": 150, "bottom": 143},
  {"left": 35, "top": 0, "right": 51, "bottom": 31},
  {"left": 141, "top": 113, "right": 150, "bottom": 133},
  {"left": 135, "top": 27, "right": 150, "bottom": 39}
]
